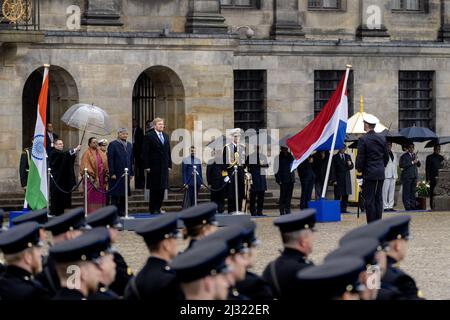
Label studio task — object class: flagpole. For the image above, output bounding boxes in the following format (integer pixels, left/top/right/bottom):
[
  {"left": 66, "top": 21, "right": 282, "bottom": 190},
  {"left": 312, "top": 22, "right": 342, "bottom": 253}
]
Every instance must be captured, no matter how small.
[{"left": 321, "top": 65, "right": 352, "bottom": 199}]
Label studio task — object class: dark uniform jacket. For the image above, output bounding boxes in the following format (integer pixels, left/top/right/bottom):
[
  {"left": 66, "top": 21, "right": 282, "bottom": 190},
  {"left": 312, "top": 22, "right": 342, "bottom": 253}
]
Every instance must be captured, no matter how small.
[
  {"left": 425, "top": 153, "right": 444, "bottom": 181},
  {"left": 35, "top": 255, "right": 60, "bottom": 296},
  {"left": 274, "top": 152, "right": 296, "bottom": 185},
  {"left": 0, "top": 265, "right": 51, "bottom": 301},
  {"left": 109, "top": 251, "right": 132, "bottom": 296},
  {"left": 297, "top": 157, "right": 315, "bottom": 182},
  {"left": 182, "top": 156, "right": 202, "bottom": 188},
  {"left": 206, "top": 160, "right": 224, "bottom": 189},
  {"left": 379, "top": 257, "right": 424, "bottom": 300},
  {"left": 124, "top": 257, "right": 183, "bottom": 300},
  {"left": 312, "top": 152, "right": 328, "bottom": 183},
  {"left": 331, "top": 153, "right": 354, "bottom": 196},
  {"left": 52, "top": 288, "right": 86, "bottom": 300},
  {"left": 399, "top": 152, "right": 421, "bottom": 181},
  {"left": 88, "top": 284, "right": 120, "bottom": 300},
  {"left": 19, "top": 147, "right": 31, "bottom": 188},
  {"left": 356, "top": 130, "right": 389, "bottom": 180},
  {"left": 142, "top": 130, "right": 172, "bottom": 190},
  {"left": 262, "top": 248, "right": 314, "bottom": 299},
  {"left": 235, "top": 271, "right": 274, "bottom": 300},
  {"left": 228, "top": 287, "right": 250, "bottom": 300},
  {"left": 246, "top": 153, "right": 268, "bottom": 192}
]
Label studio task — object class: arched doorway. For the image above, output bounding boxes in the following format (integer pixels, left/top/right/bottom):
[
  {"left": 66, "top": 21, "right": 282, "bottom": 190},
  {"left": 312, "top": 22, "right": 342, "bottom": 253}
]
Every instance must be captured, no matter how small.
[
  {"left": 22, "top": 65, "right": 79, "bottom": 157},
  {"left": 132, "top": 66, "right": 185, "bottom": 133},
  {"left": 132, "top": 66, "right": 185, "bottom": 186}
]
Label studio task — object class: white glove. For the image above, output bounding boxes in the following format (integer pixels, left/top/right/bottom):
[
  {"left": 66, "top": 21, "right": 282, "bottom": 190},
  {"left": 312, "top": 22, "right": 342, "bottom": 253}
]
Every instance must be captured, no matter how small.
[
  {"left": 357, "top": 179, "right": 363, "bottom": 187},
  {"left": 224, "top": 176, "right": 230, "bottom": 183}
]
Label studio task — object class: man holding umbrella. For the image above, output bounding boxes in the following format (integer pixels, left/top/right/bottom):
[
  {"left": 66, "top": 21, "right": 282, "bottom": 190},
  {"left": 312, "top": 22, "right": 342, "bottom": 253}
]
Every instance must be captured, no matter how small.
[
  {"left": 356, "top": 115, "right": 389, "bottom": 223},
  {"left": 399, "top": 143, "right": 421, "bottom": 211}
]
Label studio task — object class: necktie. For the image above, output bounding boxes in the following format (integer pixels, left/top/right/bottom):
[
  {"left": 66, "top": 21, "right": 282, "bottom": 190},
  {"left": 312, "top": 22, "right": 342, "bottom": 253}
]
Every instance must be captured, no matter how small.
[{"left": 159, "top": 132, "right": 164, "bottom": 144}]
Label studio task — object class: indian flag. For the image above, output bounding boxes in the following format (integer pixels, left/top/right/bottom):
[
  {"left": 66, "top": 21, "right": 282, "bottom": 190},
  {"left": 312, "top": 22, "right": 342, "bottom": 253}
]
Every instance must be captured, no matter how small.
[{"left": 25, "top": 65, "right": 50, "bottom": 209}]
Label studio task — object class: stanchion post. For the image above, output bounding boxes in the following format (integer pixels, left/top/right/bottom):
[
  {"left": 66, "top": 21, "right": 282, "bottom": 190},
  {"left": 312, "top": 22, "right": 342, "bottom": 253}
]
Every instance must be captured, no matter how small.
[
  {"left": 47, "top": 168, "right": 51, "bottom": 214},
  {"left": 193, "top": 165, "right": 198, "bottom": 206},
  {"left": 124, "top": 168, "right": 129, "bottom": 219},
  {"left": 234, "top": 165, "right": 240, "bottom": 215},
  {"left": 84, "top": 168, "right": 88, "bottom": 216}
]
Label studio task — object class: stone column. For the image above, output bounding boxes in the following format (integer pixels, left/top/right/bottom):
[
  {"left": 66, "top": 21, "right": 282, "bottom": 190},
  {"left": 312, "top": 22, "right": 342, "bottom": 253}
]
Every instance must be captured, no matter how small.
[
  {"left": 439, "top": 0, "right": 450, "bottom": 41},
  {"left": 186, "top": 0, "right": 228, "bottom": 34},
  {"left": 82, "top": 0, "right": 123, "bottom": 26},
  {"left": 271, "top": 0, "right": 304, "bottom": 39},
  {"left": 356, "top": 0, "right": 390, "bottom": 41}
]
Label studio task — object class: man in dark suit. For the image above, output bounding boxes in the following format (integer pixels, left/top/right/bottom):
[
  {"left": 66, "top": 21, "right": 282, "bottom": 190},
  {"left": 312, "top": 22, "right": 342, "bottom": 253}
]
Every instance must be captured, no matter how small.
[
  {"left": 297, "top": 156, "right": 315, "bottom": 210},
  {"left": 45, "top": 122, "right": 59, "bottom": 156},
  {"left": 331, "top": 147, "right": 354, "bottom": 213},
  {"left": 399, "top": 143, "right": 421, "bottom": 211},
  {"left": 426, "top": 145, "right": 444, "bottom": 209},
  {"left": 275, "top": 146, "right": 296, "bottom": 215},
  {"left": 132, "top": 119, "right": 144, "bottom": 189},
  {"left": 356, "top": 115, "right": 389, "bottom": 223},
  {"left": 246, "top": 148, "right": 269, "bottom": 216},
  {"left": 49, "top": 139, "right": 81, "bottom": 215},
  {"left": 107, "top": 128, "right": 134, "bottom": 216},
  {"left": 142, "top": 118, "right": 172, "bottom": 214},
  {"left": 206, "top": 150, "right": 226, "bottom": 213}
]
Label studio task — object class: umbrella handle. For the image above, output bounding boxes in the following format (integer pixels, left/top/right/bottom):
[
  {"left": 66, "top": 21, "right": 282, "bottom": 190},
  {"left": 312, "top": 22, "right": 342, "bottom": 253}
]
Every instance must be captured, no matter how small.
[{"left": 80, "top": 128, "right": 87, "bottom": 145}]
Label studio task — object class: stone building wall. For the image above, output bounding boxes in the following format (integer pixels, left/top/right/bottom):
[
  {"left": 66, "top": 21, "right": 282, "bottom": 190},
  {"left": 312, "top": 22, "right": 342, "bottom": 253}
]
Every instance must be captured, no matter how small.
[{"left": 1, "top": 0, "right": 450, "bottom": 193}]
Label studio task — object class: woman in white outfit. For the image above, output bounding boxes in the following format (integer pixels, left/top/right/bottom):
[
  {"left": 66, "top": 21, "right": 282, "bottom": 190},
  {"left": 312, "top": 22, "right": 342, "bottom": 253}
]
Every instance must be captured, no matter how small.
[{"left": 383, "top": 141, "right": 398, "bottom": 212}]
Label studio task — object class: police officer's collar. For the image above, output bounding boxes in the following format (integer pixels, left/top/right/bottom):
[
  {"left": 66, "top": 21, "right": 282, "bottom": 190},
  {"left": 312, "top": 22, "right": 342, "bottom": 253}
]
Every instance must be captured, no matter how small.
[
  {"left": 282, "top": 247, "right": 307, "bottom": 259},
  {"left": 387, "top": 255, "right": 400, "bottom": 268},
  {"left": 5, "top": 265, "right": 33, "bottom": 280},
  {"left": 58, "top": 287, "right": 87, "bottom": 300}
]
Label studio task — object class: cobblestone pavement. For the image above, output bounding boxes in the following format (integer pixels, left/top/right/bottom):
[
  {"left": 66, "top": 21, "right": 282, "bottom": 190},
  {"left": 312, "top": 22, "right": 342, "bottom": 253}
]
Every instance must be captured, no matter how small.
[{"left": 116, "top": 211, "right": 450, "bottom": 300}]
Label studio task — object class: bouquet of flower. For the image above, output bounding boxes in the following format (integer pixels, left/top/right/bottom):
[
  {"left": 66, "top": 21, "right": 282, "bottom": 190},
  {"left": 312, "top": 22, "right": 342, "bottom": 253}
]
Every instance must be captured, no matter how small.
[{"left": 417, "top": 180, "right": 430, "bottom": 197}]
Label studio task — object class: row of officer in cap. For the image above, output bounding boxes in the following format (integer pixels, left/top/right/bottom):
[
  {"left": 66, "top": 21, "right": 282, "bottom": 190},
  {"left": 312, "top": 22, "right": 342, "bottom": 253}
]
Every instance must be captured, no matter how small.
[
  {"left": 0, "top": 203, "right": 424, "bottom": 300},
  {"left": 0, "top": 206, "right": 131, "bottom": 300}
]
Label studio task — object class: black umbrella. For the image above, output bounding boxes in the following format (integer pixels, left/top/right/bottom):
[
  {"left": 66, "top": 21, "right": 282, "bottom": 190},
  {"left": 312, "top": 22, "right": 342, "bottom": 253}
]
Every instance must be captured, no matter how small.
[
  {"left": 399, "top": 126, "right": 438, "bottom": 143},
  {"left": 425, "top": 136, "right": 450, "bottom": 148},
  {"left": 382, "top": 130, "right": 412, "bottom": 146},
  {"left": 345, "top": 133, "right": 359, "bottom": 142},
  {"left": 348, "top": 130, "right": 411, "bottom": 149},
  {"left": 348, "top": 140, "right": 358, "bottom": 149}
]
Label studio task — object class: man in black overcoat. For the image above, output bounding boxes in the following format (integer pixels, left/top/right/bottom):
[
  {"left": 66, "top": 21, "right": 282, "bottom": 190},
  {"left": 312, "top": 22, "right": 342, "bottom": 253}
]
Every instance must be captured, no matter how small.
[{"left": 142, "top": 118, "right": 172, "bottom": 214}]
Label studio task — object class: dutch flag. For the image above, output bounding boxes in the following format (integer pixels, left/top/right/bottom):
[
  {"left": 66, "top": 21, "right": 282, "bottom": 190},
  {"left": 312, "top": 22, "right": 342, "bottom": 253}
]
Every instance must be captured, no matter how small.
[{"left": 288, "top": 70, "right": 350, "bottom": 172}]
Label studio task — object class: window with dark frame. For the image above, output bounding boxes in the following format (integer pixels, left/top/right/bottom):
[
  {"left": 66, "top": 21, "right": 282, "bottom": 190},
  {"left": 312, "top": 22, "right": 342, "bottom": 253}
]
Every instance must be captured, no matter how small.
[
  {"left": 234, "top": 70, "right": 266, "bottom": 132},
  {"left": 398, "top": 71, "right": 435, "bottom": 130},
  {"left": 392, "top": 0, "right": 427, "bottom": 12},
  {"left": 308, "top": 0, "right": 341, "bottom": 9},
  {"left": 314, "top": 70, "right": 354, "bottom": 118},
  {"left": 220, "top": 0, "right": 258, "bottom": 8}
]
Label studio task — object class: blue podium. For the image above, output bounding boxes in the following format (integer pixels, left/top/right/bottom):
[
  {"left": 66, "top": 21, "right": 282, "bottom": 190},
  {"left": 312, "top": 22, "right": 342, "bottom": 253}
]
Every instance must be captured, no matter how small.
[{"left": 308, "top": 199, "right": 341, "bottom": 223}]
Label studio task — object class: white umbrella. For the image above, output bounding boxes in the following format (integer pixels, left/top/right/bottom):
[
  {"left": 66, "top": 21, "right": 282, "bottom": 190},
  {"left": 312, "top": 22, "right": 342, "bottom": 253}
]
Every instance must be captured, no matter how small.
[
  {"left": 347, "top": 96, "right": 387, "bottom": 134},
  {"left": 61, "top": 103, "right": 112, "bottom": 143}
]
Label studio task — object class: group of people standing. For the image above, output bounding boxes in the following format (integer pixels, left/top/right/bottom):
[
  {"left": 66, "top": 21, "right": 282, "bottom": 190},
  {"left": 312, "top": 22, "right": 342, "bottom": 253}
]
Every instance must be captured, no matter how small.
[{"left": 19, "top": 118, "right": 445, "bottom": 219}]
